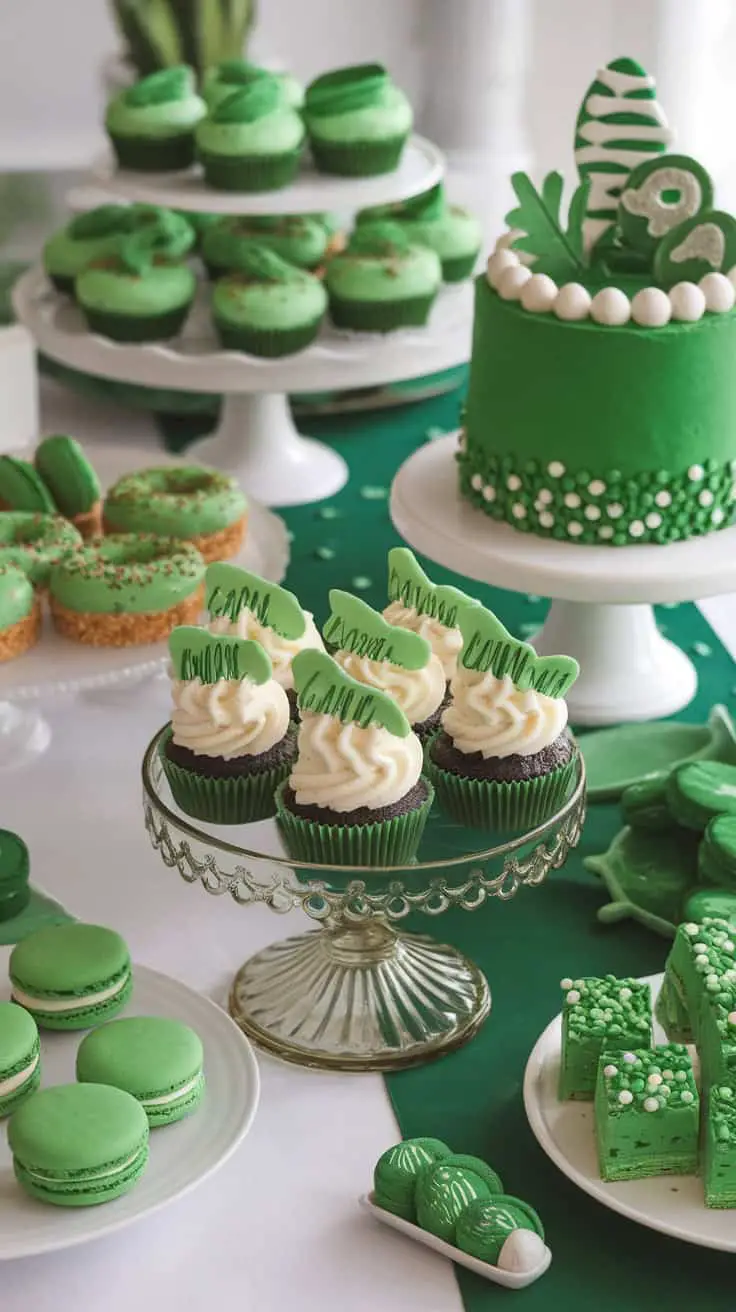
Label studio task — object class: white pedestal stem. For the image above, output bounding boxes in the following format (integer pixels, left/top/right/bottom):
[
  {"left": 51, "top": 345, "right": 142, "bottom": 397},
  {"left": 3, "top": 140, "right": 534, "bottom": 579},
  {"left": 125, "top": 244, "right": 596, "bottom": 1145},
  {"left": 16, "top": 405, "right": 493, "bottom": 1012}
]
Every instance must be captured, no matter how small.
[
  {"left": 0, "top": 701, "right": 51, "bottom": 771},
  {"left": 534, "top": 602, "right": 697, "bottom": 727},
  {"left": 191, "top": 392, "right": 348, "bottom": 508}
]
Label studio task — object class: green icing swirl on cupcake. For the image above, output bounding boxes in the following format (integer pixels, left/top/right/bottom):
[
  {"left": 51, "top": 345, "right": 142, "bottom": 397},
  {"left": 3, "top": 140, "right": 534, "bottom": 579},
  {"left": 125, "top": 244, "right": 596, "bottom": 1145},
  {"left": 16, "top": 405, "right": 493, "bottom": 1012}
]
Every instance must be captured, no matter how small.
[
  {"left": 305, "top": 64, "right": 389, "bottom": 118},
  {"left": 347, "top": 221, "right": 413, "bottom": 257},
  {"left": 211, "top": 78, "right": 283, "bottom": 124},
  {"left": 67, "top": 205, "right": 134, "bottom": 240},
  {"left": 125, "top": 66, "right": 195, "bottom": 108},
  {"left": 106, "top": 66, "right": 205, "bottom": 139}
]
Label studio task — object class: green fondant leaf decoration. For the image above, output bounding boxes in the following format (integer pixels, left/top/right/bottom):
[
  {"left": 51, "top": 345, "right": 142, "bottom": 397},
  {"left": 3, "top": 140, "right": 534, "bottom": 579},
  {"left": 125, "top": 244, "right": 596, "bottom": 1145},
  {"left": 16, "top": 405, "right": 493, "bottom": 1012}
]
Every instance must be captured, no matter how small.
[
  {"left": 347, "top": 221, "right": 412, "bottom": 257},
  {"left": 324, "top": 590, "right": 430, "bottom": 670},
  {"left": 387, "top": 547, "right": 477, "bottom": 629},
  {"left": 292, "top": 649, "right": 410, "bottom": 737},
  {"left": 211, "top": 77, "right": 281, "bottom": 123},
  {"left": 169, "top": 626, "right": 271, "bottom": 684},
  {"left": 68, "top": 205, "right": 130, "bottom": 240},
  {"left": 458, "top": 605, "right": 579, "bottom": 697},
  {"left": 125, "top": 65, "right": 193, "bottom": 107},
  {"left": 505, "top": 171, "right": 589, "bottom": 279},
  {"left": 221, "top": 243, "right": 299, "bottom": 283},
  {"left": 205, "top": 563, "right": 306, "bottom": 639}
]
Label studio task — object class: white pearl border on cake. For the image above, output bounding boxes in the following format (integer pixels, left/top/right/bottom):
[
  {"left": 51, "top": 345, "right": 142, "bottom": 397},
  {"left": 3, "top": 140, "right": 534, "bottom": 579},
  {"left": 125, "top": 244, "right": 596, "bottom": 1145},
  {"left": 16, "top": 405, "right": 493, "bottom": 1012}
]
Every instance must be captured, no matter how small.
[{"left": 486, "top": 240, "right": 736, "bottom": 326}]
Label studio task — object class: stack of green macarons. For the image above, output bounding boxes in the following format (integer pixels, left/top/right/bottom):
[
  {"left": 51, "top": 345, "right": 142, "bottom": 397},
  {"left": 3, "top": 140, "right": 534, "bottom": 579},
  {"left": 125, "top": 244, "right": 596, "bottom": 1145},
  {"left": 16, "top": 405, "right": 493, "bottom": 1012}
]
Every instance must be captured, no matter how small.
[
  {"left": 0, "top": 434, "right": 102, "bottom": 540},
  {"left": 0, "top": 921, "right": 206, "bottom": 1209}
]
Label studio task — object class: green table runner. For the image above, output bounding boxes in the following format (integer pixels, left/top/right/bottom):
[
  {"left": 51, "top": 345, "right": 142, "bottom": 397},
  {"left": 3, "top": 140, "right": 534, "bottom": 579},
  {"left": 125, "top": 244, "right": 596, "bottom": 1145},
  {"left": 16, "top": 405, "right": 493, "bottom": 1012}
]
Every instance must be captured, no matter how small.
[{"left": 282, "top": 392, "right": 736, "bottom": 1310}]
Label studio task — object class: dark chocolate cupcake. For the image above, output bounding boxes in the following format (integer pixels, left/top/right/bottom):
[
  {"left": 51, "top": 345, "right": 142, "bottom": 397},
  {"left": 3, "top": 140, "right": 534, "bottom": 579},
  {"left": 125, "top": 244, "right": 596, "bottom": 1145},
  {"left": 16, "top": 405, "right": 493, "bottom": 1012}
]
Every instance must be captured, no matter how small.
[
  {"left": 427, "top": 605, "right": 579, "bottom": 831},
  {"left": 160, "top": 626, "right": 295, "bottom": 824},
  {"left": 276, "top": 650, "right": 434, "bottom": 866}
]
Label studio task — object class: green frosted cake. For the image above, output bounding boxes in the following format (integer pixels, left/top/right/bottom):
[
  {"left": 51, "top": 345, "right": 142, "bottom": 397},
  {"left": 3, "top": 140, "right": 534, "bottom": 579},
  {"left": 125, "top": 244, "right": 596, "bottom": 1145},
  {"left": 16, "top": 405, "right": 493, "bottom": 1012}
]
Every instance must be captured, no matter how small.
[
  {"left": 705, "top": 1084, "right": 736, "bottom": 1207},
  {"left": 459, "top": 55, "right": 736, "bottom": 547},
  {"left": 595, "top": 1044, "right": 699, "bottom": 1181},
  {"left": 558, "top": 975, "right": 652, "bottom": 1100}
]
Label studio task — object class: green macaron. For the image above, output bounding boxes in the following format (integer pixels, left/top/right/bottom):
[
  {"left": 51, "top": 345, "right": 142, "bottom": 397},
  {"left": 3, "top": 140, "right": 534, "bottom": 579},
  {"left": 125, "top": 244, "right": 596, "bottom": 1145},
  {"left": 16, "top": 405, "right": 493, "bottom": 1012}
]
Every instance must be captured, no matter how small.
[
  {"left": 34, "top": 435, "right": 101, "bottom": 519},
  {"left": 76, "top": 1016, "right": 205, "bottom": 1127},
  {"left": 9, "top": 923, "right": 133, "bottom": 1031},
  {"left": 0, "top": 456, "right": 56, "bottom": 514},
  {"left": 0, "top": 1002, "right": 40, "bottom": 1118},
  {"left": 8, "top": 1082, "right": 149, "bottom": 1207},
  {"left": 0, "top": 828, "right": 30, "bottom": 922}
]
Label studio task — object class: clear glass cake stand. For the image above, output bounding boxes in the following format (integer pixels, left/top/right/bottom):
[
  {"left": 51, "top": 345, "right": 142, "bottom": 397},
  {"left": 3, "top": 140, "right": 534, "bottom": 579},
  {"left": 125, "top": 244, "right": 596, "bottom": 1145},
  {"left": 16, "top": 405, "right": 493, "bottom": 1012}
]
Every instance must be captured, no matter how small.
[{"left": 142, "top": 727, "right": 586, "bottom": 1072}]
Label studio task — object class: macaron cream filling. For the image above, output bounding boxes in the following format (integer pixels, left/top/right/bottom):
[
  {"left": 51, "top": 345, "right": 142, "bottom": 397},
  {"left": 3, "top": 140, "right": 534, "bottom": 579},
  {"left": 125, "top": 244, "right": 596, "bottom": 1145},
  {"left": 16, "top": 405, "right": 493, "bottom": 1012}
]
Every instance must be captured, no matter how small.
[
  {"left": 140, "top": 1072, "right": 203, "bottom": 1107},
  {"left": 11, "top": 971, "right": 130, "bottom": 1013},
  {"left": 23, "top": 1148, "right": 143, "bottom": 1185},
  {"left": 0, "top": 1053, "right": 39, "bottom": 1098}
]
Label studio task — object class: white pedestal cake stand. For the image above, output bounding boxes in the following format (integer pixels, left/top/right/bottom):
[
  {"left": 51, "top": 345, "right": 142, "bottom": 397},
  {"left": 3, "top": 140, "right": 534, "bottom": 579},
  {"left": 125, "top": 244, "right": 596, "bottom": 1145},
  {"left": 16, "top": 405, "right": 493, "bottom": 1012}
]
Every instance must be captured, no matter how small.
[{"left": 390, "top": 435, "right": 736, "bottom": 726}]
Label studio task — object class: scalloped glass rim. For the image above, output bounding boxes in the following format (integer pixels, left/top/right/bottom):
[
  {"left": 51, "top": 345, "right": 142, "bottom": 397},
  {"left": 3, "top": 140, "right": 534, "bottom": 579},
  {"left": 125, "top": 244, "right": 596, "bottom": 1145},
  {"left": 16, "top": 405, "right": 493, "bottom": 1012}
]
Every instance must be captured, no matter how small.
[{"left": 141, "top": 724, "right": 586, "bottom": 876}]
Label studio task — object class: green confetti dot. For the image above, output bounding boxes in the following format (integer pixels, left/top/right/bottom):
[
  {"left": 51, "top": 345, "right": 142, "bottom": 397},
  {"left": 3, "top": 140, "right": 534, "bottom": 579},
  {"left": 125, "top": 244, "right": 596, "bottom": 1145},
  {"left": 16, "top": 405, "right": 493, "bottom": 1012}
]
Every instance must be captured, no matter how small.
[
  {"left": 317, "top": 505, "right": 341, "bottom": 520},
  {"left": 359, "top": 485, "right": 388, "bottom": 500},
  {"left": 526, "top": 594, "right": 541, "bottom": 605},
  {"left": 425, "top": 426, "right": 446, "bottom": 441},
  {"left": 351, "top": 575, "right": 372, "bottom": 591},
  {"left": 286, "top": 530, "right": 295, "bottom": 542},
  {"left": 692, "top": 641, "right": 713, "bottom": 658},
  {"left": 520, "top": 622, "right": 537, "bottom": 637},
  {"left": 315, "top": 545, "right": 335, "bottom": 561}
]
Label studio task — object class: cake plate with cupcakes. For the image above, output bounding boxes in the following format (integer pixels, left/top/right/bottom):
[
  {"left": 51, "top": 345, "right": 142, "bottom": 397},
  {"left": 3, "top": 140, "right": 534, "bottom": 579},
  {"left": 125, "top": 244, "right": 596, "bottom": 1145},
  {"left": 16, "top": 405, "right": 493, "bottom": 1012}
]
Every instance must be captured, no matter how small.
[{"left": 393, "top": 56, "right": 736, "bottom": 726}]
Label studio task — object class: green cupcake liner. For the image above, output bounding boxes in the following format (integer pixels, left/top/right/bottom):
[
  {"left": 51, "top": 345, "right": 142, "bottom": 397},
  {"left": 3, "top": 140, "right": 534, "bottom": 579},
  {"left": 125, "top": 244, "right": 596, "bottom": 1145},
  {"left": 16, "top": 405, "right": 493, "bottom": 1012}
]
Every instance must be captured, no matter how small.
[
  {"left": 0, "top": 886, "right": 31, "bottom": 924},
  {"left": 159, "top": 732, "right": 291, "bottom": 824},
  {"left": 328, "top": 293, "right": 436, "bottom": 333},
  {"left": 426, "top": 754, "right": 577, "bottom": 832},
  {"left": 440, "top": 251, "right": 480, "bottom": 282},
  {"left": 80, "top": 304, "right": 192, "bottom": 343},
  {"left": 214, "top": 316, "right": 324, "bottom": 358},
  {"left": 308, "top": 135, "right": 408, "bottom": 177},
  {"left": 198, "top": 150, "right": 302, "bottom": 193},
  {"left": 109, "top": 132, "right": 196, "bottom": 173},
  {"left": 274, "top": 778, "right": 434, "bottom": 867}
]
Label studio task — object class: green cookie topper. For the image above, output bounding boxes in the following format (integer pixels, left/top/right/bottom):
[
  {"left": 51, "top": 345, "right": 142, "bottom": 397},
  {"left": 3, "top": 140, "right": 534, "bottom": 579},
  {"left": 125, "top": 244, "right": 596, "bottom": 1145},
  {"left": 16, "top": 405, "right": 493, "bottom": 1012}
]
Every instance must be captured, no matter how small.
[
  {"left": 387, "top": 547, "right": 476, "bottom": 629},
  {"left": 205, "top": 562, "right": 306, "bottom": 639},
  {"left": 619, "top": 154, "right": 714, "bottom": 256},
  {"left": 324, "top": 590, "right": 430, "bottom": 670},
  {"left": 654, "top": 209, "right": 736, "bottom": 288},
  {"left": 458, "top": 606, "right": 579, "bottom": 697},
  {"left": 169, "top": 626, "right": 271, "bottom": 685},
  {"left": 292, "top": 649, "right": 410, "bottom": 737}
]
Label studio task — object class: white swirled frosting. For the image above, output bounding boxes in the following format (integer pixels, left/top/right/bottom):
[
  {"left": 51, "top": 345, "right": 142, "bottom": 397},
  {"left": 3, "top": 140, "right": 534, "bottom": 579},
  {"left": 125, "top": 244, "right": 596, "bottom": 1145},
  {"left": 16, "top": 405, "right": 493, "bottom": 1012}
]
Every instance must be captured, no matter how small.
[
  {"left": 171, "top": 676, "right": 290, "bottom": 759},
  {"left": 443, "top": 670, "right": 567, "bottom": 759},
  {"left": 290, "top": 710, "right": 423, "bottom": 812},
  {"left": 209, "top": 610, "right": 324, "bottom": 691},
  {"left": 382, "top": 601, "right": 462, "bottom": 680},
  {"left": 335, "top": 650, "right": 446, "bottom": 725}
]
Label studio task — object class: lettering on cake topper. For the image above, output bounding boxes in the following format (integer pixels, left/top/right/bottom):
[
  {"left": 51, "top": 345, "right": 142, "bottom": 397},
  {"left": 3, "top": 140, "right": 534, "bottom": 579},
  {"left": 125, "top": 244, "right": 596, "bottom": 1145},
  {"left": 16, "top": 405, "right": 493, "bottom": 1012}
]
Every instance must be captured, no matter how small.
[
  {"left": 574, "top": 56, "right": 672, "bottom": 253},
  {"left": 654, "top": 210, "right": 736, "bottom": 288},
  {"left": 387, "top": 547, "right": 477, "bottom": 629},
  {"left": 619, "top": 155, "right": 713, "bottom": 253},
  {"left": 505, "top": 171, "right": 590, "bottom": 281},
  {"left": 458, "top": 606, "right": 579, "bottom": 698},
  {"left": 292, "top": 649, "right": 410, "bottom": 737},
  {"left": 205, "top": 562, "right": 306, "bottom": 639},
  {"left": 324, "top": 590, "right": 430, "bottom": 669},
  {"left": 169, "top": 626, "right": 272, "bottom": 685}
]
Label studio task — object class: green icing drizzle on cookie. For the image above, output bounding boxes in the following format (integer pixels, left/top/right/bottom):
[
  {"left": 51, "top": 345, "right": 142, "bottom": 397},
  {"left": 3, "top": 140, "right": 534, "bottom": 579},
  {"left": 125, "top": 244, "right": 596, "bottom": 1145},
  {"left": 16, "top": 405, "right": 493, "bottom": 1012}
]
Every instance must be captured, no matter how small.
[
  {"left": 206, "top": 563, "right": 306, "bottom": 638},
  {"left": 292, "top": 649, "right": 410, "bottom": 737},
  {"left": 387, "top": 547, "right": 475, "bottom": 628},
  {"left": 458, "top": 605, "right": 579, "bottom": 697},
  {"left": 324, "top": 590, "right": 430, "bottom": 669},
  {"left": 169, "top": 626, "right": 271, "bottom": 684}
]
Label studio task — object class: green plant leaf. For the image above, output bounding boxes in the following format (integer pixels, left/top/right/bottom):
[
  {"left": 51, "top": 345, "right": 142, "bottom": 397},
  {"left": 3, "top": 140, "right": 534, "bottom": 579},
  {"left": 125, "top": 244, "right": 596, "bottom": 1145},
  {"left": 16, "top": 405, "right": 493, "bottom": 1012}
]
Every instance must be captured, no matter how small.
[{"left": 505, "top": 171, "right": 588, "bottom": 280}]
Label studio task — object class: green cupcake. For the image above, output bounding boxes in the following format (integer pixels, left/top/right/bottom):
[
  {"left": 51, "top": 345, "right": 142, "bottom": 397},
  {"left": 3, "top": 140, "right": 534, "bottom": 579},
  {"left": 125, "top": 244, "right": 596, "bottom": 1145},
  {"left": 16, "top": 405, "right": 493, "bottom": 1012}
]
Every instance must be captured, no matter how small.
[
  {"left": 106, "top": 65, "right": 206, "bottom": 172},
  {"left": 357, "top": 183, "right": 482, "bottom": 282},
  {"left": 196, "top": 77, "right": 304, "bottom": 192},
  {"left": 44, "top": 205, "right": 195, "bottom": 298},
  {"left": 75, "top": 221, "right": 196, "bottom": 343},
  {"left": 427, "top": 605, "right": 579, "bottom": 832},
  {"left": 275, "top": 649, "right": 434, "bottom": 867},
  {"left": 203, "top": 58, "right": 304, "bottom": 113},
  {"left": 161, "top": 627, "right": 297, "bottom": 824},
  {"left": 326, "top": 222, "right": 441, "bottom": 332},
  {"left": 304, "top": 63, "right": 413, "bottom": 177},
  {"left": 212, "top": 247, "right": 327, "bottom": 357},
  {"left": 203, "top": 215, "right": 330, "bottom": 277}
]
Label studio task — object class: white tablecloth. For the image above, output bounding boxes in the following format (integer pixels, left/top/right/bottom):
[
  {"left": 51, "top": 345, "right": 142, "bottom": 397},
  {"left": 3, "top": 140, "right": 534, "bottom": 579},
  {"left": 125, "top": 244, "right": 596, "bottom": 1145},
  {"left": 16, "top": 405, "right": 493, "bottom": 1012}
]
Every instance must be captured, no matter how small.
[{"left": 2, "top": 382, "right": 735, "bottom": 1310}]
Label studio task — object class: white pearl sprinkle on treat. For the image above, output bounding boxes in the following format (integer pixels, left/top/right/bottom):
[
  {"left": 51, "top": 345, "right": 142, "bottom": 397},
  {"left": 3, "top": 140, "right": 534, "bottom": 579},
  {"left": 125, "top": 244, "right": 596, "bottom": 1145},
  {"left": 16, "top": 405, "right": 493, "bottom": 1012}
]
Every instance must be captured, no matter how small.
[
  {"left": 662, "top": 1071, "right": 674, "bottom": 1082},
  {"left": 547, "top": 461, "right": 565, "bottom": 478},
  {"left": 607, "top": 503, "right": 623, "bottom": 519},
  {"left": 471, "top": 473, "right": 483, "bottom": 491},
  {"left": 603, "top": 1065, "right": 618, "bottom": 1079},
  {"left": 588, "top": 479, "right": 606, "bottom": 496},
  {"left": 560, "top": 978, "right": 573, "bottom": 990},
  {"left": 700, "top": 271, "right": 736, "bottom": 313},
  {"left": 507, "top": 474, "right": 521, "bottom": 490},
  {"left": 539, "top": 511, "right": 554, "bottom": 528},
  {"left": 567, "top": 521, "right": 583, "bottom": 537},
  {"left": 694, "top": 942, "right": 708, "bottom": 952},
  {"left": 497, "top": 264, "right": 532, "bottom": 301},
  {"left": 713, "top": 508, "right": 726, "bottom": 525},
  {"left": 728, "top": 266, "right": 736, "bottom": 290},
  {"left": 647, "top": 1073, "right": 663, "bottom": 1088},
  {"left": 566, "top": 989, "right": 581, "bottom": 1004},
  {"left": 655, "top": 490, "right": 672, "bottom": 508},
  {"left": 669, "top": 281, "right": 707, "bottom": 322},
  {"left": 591, "top": 286, "right": 631, "bottom": 326},
  {"left": 685, "top": 923, "right": 699, "bottom": 935},
  {"left": 486, "top": 248, "right": 519, "bottom": 289},
  {"left": 521, "top": 272, "right": 558, "bottom": 313},
  {"left": 619, "top": 987, "right": 632, "bottom": 1001},
  {"left": 643, "top": 1097, "right": 660, "bottom": 1112},
  {"left": 629, "top": 520, "right": 645, "bottom": 538},
  {"left": 564, "top": 492, "right": 581, "bottom": 508},
  {"left": 728, "top": 1012, "right": 736, "bottom": 1027},
  {"left": 554, "top": 282, "right": 592, "bottom": 321},
  {"left": 631, "top": 286, "right": 672, "bottom": 327},
  {"left": 538, "top": 488, "right": 553, "bottom": 505},
  {"left": 680, "top": 1090, "right": 694, "bottom": 1104},
  {"left": 623, "top": 1052, "right": 637, "bottom": 1064},
  {"left": 585, "top": 505, "right": 601, "bottom": 520},
  {"left": 512, "top": 503, "right": 527, "bottom": 520},
  {"left": 726, "top": 941, "right": 735, "bottom": 952},
  {"left": 482, "top": 484, "right": 496, "bottom": 503},
  {"left": 598, "top": 526, "right": 614, "bottom": 540},
  {"left": 707, "top": 973, "right": 720, "bottom": 987},
  {"left": 688, "top": 467, "right": 705, "bottom": 483},
  {"left": 618, "top": 1090, "right": 634, "bottom": 1105},
  {"left": 645, "top": 512, "right": 662, "bottom": 529},
  {"left": 699, "top": 489, "right": 714, "bottom": 507}
]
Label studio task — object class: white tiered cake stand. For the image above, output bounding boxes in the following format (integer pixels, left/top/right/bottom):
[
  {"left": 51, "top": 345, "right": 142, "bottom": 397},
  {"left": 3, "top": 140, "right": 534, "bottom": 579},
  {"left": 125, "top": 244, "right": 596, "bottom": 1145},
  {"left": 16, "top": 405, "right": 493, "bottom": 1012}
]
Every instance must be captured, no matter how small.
[
  {"left": 390, "top": 435, "right": 736, "bottom": 726},
  {"left": 13, "top": 139, "right": 472, "bottom": 508}
]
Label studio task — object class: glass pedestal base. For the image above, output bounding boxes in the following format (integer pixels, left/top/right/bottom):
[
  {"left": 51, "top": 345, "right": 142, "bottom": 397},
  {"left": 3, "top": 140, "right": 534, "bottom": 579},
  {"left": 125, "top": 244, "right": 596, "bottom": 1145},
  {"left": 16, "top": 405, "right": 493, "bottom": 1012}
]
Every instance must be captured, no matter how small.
[{"left": 228, "top": 921, "right": 490, "bottom": 1071}]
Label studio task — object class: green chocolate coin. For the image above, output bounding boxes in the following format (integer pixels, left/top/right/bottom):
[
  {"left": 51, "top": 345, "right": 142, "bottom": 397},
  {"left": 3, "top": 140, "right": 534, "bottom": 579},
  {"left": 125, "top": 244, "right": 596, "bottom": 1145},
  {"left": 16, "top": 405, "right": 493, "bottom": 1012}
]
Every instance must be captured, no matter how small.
[
  {"left": 0, "top": 828, "right": 30, "bottom": 923},
  {"left": 77, "top": 1016, "right": 205, "bottom": 1128},
  {"left": 49, "top": 535, "right": 205, "bottom": 617},
  {"left": 373, "top": 1137, "right": 450, "bottom": 1220},
  {"left": 34, "top": 436, "right": 100, "bottom": 517},
  {"left": 9, "top": 922, "right": 132, "bottom": 1031},
  {"left": 0, "top": 1002, "right": 40, "bottom": 1118},
  {"left": 455, "top": 1194, "right": 544, "bottom": 1265},
  {"left": 0, "top": 457, "right": 56, "bottom": 514},
  {"left": 8, "top": 1082, "right": 149, "bottom": 1207},
  {"left": 414, "top": 1161, "right": 493, "bottom": 1243},
  {"left": 618, "top": 154, "right": 713, "bottom": 256},
  {"left": 668, "top": 761, "right": 736, "bottom": 832},
  {"left": 654, "top": 210, "right": 736, "bottom": 288}
]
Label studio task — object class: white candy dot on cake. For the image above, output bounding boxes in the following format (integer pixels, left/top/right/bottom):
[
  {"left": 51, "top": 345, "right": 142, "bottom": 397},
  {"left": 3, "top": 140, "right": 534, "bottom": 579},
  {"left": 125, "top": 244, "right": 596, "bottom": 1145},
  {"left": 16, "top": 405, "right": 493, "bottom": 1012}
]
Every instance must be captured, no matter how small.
[
  {"left": 566, "top": 989, "right": 581, "bottom": 1004},
  {"left": 726, "top": 941, "right": 734, "bottom": 952},
  {"left": 567, "top": 521, "right": 583, "bottom": 537},
  {"left": 655, "top": 490, "right": 672, "bottom": 508},
  {"left": 539, "top": 511, "right": 555, "bottom": 528},
  {"left": 662, "top": 1070, "right": 674, "bottom": 1082},
  {"left": 520, "top": 273, "right": 558, "bottom": 313},
  {"left": 486, "top": 248, "right": 519, "bottom": 289},
  {"left": 560, "top": 977, "right": 573, "bottom": 989},
  {"left": 547, "top": 461, "right": 565, "bottom": 478},
  {"left": 713, "top": 507, "right": 726, "bottom": 525},
  {"left": 728, "top": 1012, "right": 736, "bottom": 1026},
  {"left": 537, "top": 488, "right": 554, "bottom": 504},
  {"left": 482, "top": 484, "right": 496, "bottom": 503},
  {"left": 647, "top": 1072, "right": 663, "bottom": 1087},
  {"left": 585, "top": 505, "right": 601, "bottom": 520},
  {"left": 680, "top": 1090, "right": 694, "bottom": 1104},
  {"left": 629, "top": 520, "right": 645, "bottom": 538},
  {"left": 564, "top": 492, "right": 581, "bottom": 508},
  {"left": 643, "top": 1097, "right": 660, "bottom": 1112},
  {"left": 497, "top": 264, "right": 532, "bottom": 301},
  {"left": 699, "top": 489, "right": 714, "bottom": 507},
  {"left": 645, "top": 511, "right": 662, "bottom": 529},
  {"left": 506, "top": 474, "right": 522, "bottom": 491},
  {"left": 591, "top": 286, "right": 631, "bottom": 326},
  {"left": 688, "top": 465, "right": 705, "bottom": 482},
  {"left": 554, "top": 282, "right": 592, "bottom": 321},
  {"left": 700, "top": 271, "right": 736, "bottom": 313},
  {"left": 603, "top": 1064, "right": 618, "bottom": 1078},
  {"left": 607, "top": 503, "right": 623, "bottom": 519},
  {"left": 619, "top": 987, "right": 632, "bottom": 1000},
  {"left": 685, "top": 923, "right": 699, "bottom": 935},
  {"left": 623, "top": 1052, "right": 637, "bottom": 1064},
  {"left": 598, "top": 525, "right": 614, "bottom": 539},
  {"left": 669, "top": 281, "right": 707, "bottom": 322},
  {"left": 631, "top": 286, "right": 672, "bottom": 327},
  {"left": 471, "top": 473, "right": 484, "bottom": 491},
  {"left": 587, "top": 479, "right": 606, "bottom": 496},
  {"left": 618, "top": 1090, "right": 634, "bottom": 1105},
  {"left": 495, "top": 228, "right": 525, "bottom": 254},
  {"left": 511, "top": 502, "right": 527, "bottom": 519},
  {"left": 728, "top": 266, "right": 736, "bottom": 289}
]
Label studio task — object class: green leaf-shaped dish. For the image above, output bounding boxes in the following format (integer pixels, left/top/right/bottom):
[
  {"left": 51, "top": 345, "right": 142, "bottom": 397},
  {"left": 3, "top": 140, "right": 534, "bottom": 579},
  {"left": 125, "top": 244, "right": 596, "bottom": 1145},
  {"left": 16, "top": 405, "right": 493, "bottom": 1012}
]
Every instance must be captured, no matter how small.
[
  {"left": 585, "top": 825, "right": 700, "bottom": 938},
  {"left": 581, "top": 705, "right": 736, "bottom": 802}
]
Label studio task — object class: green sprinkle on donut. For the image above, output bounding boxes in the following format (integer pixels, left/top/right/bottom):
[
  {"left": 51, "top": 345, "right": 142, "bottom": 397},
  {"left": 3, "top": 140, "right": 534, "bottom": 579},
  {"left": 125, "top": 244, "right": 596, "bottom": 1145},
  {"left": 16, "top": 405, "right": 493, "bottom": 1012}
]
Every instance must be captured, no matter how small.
[{"left": 0, "top": 512, "right": 82, "bottom": 587}]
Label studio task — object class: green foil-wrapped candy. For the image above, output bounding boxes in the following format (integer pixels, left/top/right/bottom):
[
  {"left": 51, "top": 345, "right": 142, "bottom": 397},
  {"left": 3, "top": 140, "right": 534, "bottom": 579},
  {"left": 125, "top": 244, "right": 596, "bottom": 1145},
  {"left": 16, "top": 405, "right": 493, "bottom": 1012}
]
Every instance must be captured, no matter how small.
[
  {"left": 455, "top": 1195, "right": 545, "bottom": 1266},
  {"left": 373, "top": 1137, "right": 450, "bottom": 1221},
  {"left": 438, "top": 1154, "right": 504, "bottom": 1195},
  {"left": 414, "top": 1162, "right": 492, "bottom": 1243}
]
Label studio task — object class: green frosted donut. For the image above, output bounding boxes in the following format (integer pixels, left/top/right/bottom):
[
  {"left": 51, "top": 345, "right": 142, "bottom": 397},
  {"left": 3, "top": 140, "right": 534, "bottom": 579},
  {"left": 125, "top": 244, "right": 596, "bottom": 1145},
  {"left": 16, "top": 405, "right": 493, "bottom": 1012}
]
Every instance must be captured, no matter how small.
[
  {"left": 0, "top": 512, "right": 82, "bottom": 587},
  {"left": 49, "top": 534, "right": 204, "bottom": 616},
  {"left": 0, "top": 457, "right": 56, "bottom": 514},
  {"left": 103, "top": 466, "right": 247, "bottom": 538},
  {"left": 35, "top": 436, "right": 101, "bottom": 518},
  {"left": 0, "top": 565, "right": 36, "bottom": 629}
]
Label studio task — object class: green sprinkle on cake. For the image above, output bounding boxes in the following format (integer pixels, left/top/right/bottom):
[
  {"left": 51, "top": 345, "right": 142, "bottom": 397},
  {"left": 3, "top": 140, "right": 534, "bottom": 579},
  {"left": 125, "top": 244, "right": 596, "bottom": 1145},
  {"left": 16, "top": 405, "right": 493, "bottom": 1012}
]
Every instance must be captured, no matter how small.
[
  {"left": 595, "top": 1044, "right": 699, "bottom": 1181},
  {"left": 705, "top": 1084, "right": 736, "bottom": 1207},
  {"left": 558, "top": 975, "right": 652, "bottom": 1101},
  {"left": 658, "top": 918, "right": 736, "bottom": 1047}
]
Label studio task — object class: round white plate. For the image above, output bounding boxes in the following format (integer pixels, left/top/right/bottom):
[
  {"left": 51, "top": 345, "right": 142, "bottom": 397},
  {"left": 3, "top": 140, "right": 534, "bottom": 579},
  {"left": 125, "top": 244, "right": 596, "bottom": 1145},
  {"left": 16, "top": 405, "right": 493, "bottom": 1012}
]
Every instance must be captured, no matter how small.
[
  {"left": 91, "top": 135, "right": 444, "bottom": 215},
  {"left": 0, "top": 963, "right": 259, "bottom": 1259},
  {"left": 523, "top": 971, "right": 736, "bottom": 1253}
]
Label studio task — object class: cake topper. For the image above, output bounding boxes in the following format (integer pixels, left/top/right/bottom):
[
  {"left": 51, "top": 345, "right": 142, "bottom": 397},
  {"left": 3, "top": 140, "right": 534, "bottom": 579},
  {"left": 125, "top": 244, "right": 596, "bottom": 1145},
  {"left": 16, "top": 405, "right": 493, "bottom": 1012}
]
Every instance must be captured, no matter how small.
[
  {"left": 654, "top": 210, "right": 736, "bottom": 288},
  {"left": 504, "top": 172, "right": 589, "bottom": 282},
  {"left": 205, "top": 563, "right": 306, "bottom": 639},
  {"left": 169, "top": 627, "right": 271, "bottom": 684},
  {"left": 292, "top": 649, "right": 411, "bottom": 736},
  {"left": 458, "top": 606, "right": 579, "bottom": 698},
  {"left": 618, "top": 154, "right": 714, "bottom": 254},
  {"left": 387, "top": 548, "right": 476, "bottom": 629},
  {"left": 324, "top": 590, "right": 430, "bottom": 669}
]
